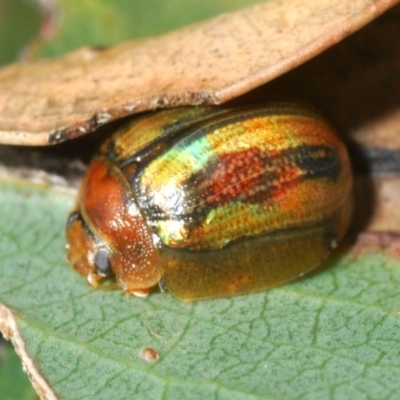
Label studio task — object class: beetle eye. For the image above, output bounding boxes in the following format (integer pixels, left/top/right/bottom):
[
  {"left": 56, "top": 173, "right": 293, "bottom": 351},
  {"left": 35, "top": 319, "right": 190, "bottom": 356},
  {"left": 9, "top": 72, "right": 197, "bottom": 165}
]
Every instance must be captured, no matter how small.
[{"left": 94, "top": 248, "right": 113, "bottom": 277}]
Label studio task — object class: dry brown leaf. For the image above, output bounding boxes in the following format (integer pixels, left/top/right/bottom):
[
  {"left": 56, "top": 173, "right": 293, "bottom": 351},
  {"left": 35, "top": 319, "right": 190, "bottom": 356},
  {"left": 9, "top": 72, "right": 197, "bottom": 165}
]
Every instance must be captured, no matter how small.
[
  {"left": 263, "top": 4, "right": 400, "bottom": 151},
  {"left": 0, "top": 0, "right": 398, "bottom": 145}
]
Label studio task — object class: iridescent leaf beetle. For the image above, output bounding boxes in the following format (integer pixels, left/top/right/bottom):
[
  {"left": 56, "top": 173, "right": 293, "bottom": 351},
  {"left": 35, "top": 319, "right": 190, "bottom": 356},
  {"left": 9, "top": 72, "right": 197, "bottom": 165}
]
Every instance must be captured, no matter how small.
[{"left": 66, "top": 103, "right": 352, "bottom": 301}]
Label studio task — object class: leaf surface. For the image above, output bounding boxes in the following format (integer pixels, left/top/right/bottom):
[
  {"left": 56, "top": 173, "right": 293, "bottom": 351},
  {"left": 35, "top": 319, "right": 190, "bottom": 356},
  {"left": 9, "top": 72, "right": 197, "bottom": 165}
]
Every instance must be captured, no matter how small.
[
  {"left": 0, "top": 0, "right": 41, "bottom": 66},
  {"left": 1, "top": 181, "right": 400, "bottom": 399},
  {"left": 0, "top": 338, "right": 37, "bottom": 399}
]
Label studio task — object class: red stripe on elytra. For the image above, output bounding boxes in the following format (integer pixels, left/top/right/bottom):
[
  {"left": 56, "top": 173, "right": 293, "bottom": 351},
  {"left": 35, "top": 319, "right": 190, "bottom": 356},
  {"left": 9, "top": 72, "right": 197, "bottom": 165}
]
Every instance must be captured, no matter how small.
[{"left": 198, "top": 147, "right": 303, "bottom": 207}]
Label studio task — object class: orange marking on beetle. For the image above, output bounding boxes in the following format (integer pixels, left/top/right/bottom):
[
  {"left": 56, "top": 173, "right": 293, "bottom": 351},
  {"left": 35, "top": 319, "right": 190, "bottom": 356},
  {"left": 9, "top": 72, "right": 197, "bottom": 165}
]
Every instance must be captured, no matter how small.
[{"left": 203, "top": 148, "right": 267, "bottom": 206}]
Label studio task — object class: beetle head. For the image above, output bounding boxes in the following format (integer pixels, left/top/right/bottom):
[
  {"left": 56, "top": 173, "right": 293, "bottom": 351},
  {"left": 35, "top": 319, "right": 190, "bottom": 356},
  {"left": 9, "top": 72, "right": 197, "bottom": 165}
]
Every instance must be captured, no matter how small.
[{"left": 65, "top": 157, "right": 162, "bottom": 293}]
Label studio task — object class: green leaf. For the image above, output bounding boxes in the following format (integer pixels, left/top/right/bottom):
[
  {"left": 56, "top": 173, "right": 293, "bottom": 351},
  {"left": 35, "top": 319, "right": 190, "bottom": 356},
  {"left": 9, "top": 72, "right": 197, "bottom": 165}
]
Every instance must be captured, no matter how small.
[
  {"left": 38, "top": 0, "right": 266, "bottom": 58},
  {"left": 0, "top": 0, "right": 266, "bottom": 64},
  {"left": 0, "top": 337, "right": 37, "bottom": 399},
  {"left": 0, "top": 0, "right": 41, "bottom": 65},
  {"left": 1, "top": 180, "right": 400, "bottom": 399}
]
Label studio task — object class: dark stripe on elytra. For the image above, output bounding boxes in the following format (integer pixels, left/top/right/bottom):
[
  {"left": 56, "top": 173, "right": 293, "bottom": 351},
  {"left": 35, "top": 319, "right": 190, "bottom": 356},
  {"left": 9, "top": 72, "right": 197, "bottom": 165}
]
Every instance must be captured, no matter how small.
[
  {"left": 143, "top": 144, "right": 340, "bottom": 223},
  {"left": 111, "top": 108, "right": 235, "bottom": 167},
  {"left": 294, "top": 145, "right": 340, "bottom": 181},
  {"left": 192, "top": 144, "right": 340, "bottom": 210},
  {"left": 116, "top": 105, "right": 319, "bottom": 169}
]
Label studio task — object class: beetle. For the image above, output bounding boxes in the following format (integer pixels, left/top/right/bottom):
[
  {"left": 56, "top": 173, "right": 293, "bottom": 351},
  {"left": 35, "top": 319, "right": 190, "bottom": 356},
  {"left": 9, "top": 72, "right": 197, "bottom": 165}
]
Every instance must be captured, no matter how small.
[{"left": 66, "top": 102, "right": 352, "bottom": 301}]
